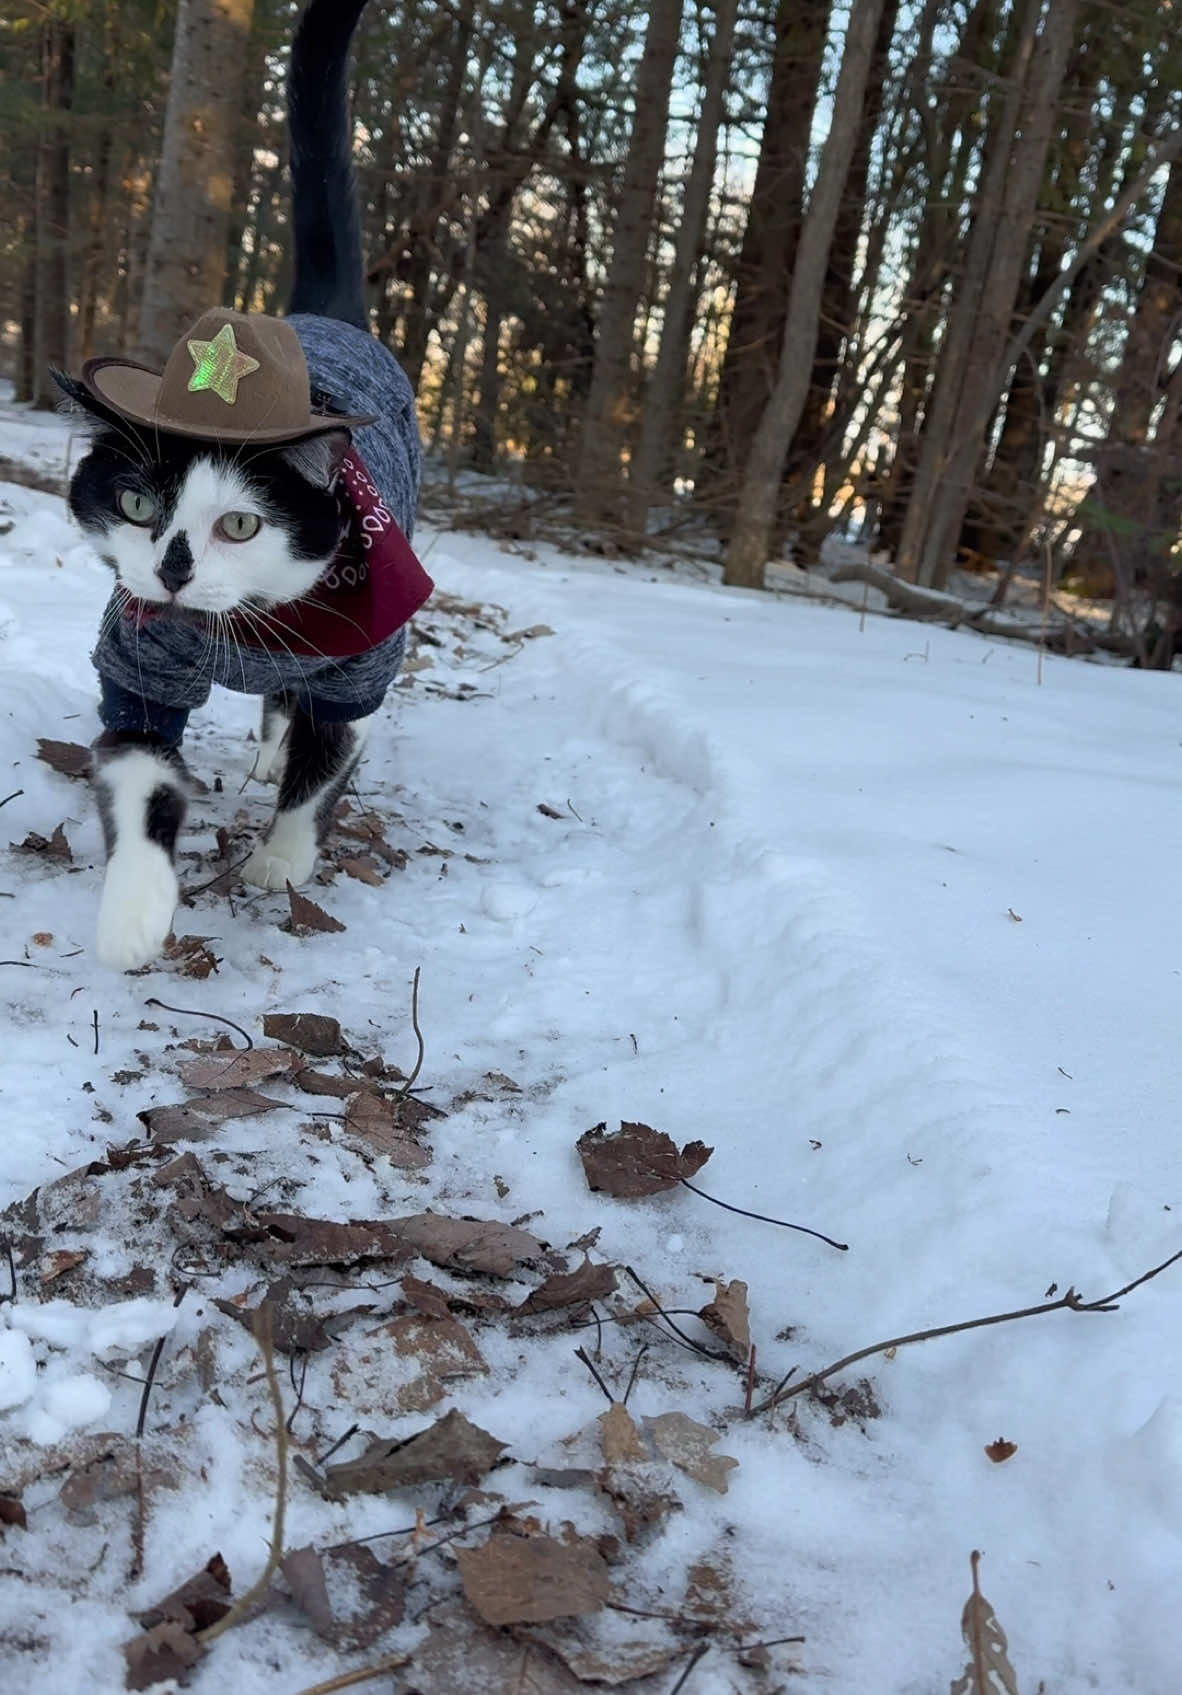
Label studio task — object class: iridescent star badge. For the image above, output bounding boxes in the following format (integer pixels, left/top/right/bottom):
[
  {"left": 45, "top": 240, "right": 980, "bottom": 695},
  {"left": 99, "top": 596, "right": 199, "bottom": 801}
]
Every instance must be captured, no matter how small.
[{"left": 186, "top": 322, "right": 260, "bottom": 405}]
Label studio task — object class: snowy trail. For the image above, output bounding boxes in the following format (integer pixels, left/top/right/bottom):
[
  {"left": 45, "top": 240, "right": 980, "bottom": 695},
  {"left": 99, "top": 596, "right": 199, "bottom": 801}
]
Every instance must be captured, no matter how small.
[{"left": 2, "top": 442, "right": 1182, "bottom": 1691}]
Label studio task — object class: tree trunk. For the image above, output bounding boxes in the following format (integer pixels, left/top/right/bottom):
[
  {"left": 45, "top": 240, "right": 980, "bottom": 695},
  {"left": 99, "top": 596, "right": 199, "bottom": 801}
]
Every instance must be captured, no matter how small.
[
  {"left": 573, "top": 0, "right": 685, "bottom": 528},
  {"left": 896, "top": 0, "right": 1081, "bottom": 588},
  {"left": 724, "top": 0, "right": 888, "bottom": 588},
  {"left": 779, "top": 0, "right": 899, "bottom": 557},
  {"left": 31, "top": 19, "right": 75, "bottom": 408},
  {"left": 627, "top": 0, "right": 740, "bottom": 532},
  {"left": 697, "top": 0, "right": 831, "bottom": 517},
  {"left": 137, "top": 0, "right": 256, "bottom": 366}
]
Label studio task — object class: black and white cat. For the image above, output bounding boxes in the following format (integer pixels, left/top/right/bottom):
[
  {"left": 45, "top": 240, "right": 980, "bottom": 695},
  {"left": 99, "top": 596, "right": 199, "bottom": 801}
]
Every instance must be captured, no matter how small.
[{"left": 54, "top": 0, "right": 429, "bottom": 971}]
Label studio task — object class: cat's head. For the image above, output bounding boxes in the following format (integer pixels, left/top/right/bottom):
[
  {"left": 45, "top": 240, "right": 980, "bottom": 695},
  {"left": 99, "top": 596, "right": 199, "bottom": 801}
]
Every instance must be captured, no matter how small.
[{"left": 54, "top": 370, "right": 351, "bottom": 615}]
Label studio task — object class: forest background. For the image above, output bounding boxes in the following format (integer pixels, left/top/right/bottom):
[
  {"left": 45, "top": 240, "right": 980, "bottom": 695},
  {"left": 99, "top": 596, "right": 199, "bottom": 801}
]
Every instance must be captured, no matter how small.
[{"left": 4, "top": 0, "right": 1182, "bottom": 660}]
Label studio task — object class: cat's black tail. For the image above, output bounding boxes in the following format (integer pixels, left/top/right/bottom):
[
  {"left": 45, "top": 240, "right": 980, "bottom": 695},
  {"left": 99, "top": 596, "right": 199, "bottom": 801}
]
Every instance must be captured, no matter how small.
[{"left": 287, "top": 0, "right": 370, "bottom": 329}]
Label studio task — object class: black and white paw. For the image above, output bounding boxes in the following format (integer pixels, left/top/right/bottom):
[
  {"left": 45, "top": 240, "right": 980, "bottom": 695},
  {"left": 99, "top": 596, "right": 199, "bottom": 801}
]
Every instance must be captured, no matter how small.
[{"left": 96, "top": 847, "right": 178, "bottom": 971}]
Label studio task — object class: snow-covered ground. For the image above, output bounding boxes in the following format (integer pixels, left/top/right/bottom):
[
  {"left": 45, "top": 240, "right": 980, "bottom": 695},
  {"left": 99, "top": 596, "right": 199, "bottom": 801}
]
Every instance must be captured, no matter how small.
[{"left": 2, "top": 396, "right": 1181, "bottom": 1693}]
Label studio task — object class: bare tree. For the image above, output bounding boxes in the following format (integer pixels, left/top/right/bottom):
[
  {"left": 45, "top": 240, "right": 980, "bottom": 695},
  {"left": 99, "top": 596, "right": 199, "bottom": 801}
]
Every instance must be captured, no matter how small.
[
  {"left": 573, "top": 0, "right": 685, "bottom": 527},
  {"left": 31, "top": 16, "right": 75, "bottom": 407},
  {"left": 723, "top": 0, "right": 889, "bottom": 589},
  {"left": 137, "top": 0, "right": 256, "bottom": 365},
  {"left": 626, "top": 0, "right": 739, "bottom": 532}
]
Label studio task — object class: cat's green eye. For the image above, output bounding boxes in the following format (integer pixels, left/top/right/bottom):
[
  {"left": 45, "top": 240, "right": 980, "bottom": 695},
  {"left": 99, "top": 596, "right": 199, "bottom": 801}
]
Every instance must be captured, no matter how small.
[
  {"left": 216, "top": 511, "right": 262, "bottom": 543},
  {"left": 117, "top": 489, "right": 156, "bottom": 526}
]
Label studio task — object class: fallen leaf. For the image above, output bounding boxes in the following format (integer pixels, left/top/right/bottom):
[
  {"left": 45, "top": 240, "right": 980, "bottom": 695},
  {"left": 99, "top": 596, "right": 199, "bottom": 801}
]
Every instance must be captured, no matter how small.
[
  {"left": 595, "top": 1470, "right": 681, "bottom": 1546},
  {"left": 285, "top": 882, "right": 346, "bottom": 934},
  {"left": 390, "top": 1211, "right": 543, "bottom": 1276},
  {"left": 644, "top": 1412, "right": 738, "bottom": 1494},
  {"left": 401, "top": 1273, "right": 452, "bottom": 1319},
  {"left": 322, "top": 1410, "right": 507, "bottom": 1496},
  {"left": 176, "top": 1048, "right": 296, "bottom": 1091},
  {"left": 40, "top": 1249, "right": 87, "bottom": 1283},
  {"left": 599, "top": 1402, "right": 649, "bottom": 1467},
  {"left": 537, "top": 803, "right": 564, "bottom": 819},
  {"left": 576, "top": 1122, "right": 713, "bottom": 1198},
  {"left": 11, "top": 823, "right": 72, "bottom": 862},
  {"left": 411, "top": 1601, "right": 582, "bottom": 1693},
  {"left": 60, "top": 1446, "right": 174, "bottom": 1523},
  {"left": 282, "top": 1542, "right": 406, "bottom": 1649},
  {"left": 951, "top": 1550, "right": 1021, "bottom": 1695},
  {"left": 36, "top": 738, "right": 90, "bottom": 779},
  {"left": 229, "top": 1212, "right": 415, "bottom": 1269},
  {"left": 139, "top": 1089, "right": 285, "bottom": 1142},
  {"left": 985, "top": 1438, "right": 1018, "bottom": 1464},
  {"left": 505, "top": 624, "right": 555, "bottom": 642},
  {"left": 214, "top": 1279, "right": 376, "bottom": 1355},
  {"left": 387, "top": 1313, "right": 487, "bottom": 1395},
  {"left": 122, "top": 1621, "right": 205, "bottom": 1690},
  {"left": 698, "top": 1279, "right": 751, "bottom": 1356},
  {"left": 518, "top": 1257, "right": 617, "bottom": 1315},
  {"left": 294, "top": 1067, "right": 372, "bottom": 1098},
  {"left": 262, "top": 1012, "right": 345, "bottom": 1057},
  {"left": 133, "top": 1552, "right": 232, "bottom": 1631},
  {"left": 0, "top": 1496, "right": 26, "bottom": 1532},
  {"left": 344, "top": 1090, "right": 435, "bottom": 1168},
  {"left": 457, "top": 1532, "right": 610, "bottom": 1626},
  {"left": 527, "top": 1623, "right": 682, "bottom": 1686},
  {"left": 340, "top": 854, "right": 385, "bottom": 885},
  {"left": 31, "top": 932, "right": 53, "bottom": 946}
]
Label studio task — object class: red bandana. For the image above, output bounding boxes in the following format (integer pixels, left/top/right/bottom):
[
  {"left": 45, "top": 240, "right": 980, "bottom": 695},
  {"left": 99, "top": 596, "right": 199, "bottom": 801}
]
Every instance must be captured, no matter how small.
[{"left": 124, "top": 450, "right": 434, "bottom": 658}]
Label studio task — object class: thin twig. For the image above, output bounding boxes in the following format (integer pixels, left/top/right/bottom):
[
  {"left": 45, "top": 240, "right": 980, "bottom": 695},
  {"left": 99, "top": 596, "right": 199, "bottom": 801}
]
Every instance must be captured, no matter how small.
[
  {"left": 317, "top": 1422, "right": 359, "bottom": 1466},
  {"left": 679, "top": 1178, "right": 848, "bottom": 1251},
  {"left": 667, "top": 1642, "right": 711, "bottom": 1694},
  {"left": 91, "top": 1008, "right": 100, "bottom": 1057},
  {"left": 396, "top": 967, "right": 424, "bottom": 1099},
  {"left": 144, "top": 997, "right": 253, "bottom": 1050},
  {"left": 744, "top": 1344, "right": 757, "bottom": 1417},
  {"left": 622, "top": 1344, "right": 649, "bottom": 1408},
  {"left": 574, "top": 1345, "right": 615, "bottom": 1405},
  {"left": 623, "top": 1267, "right": 732, "bottom": 1364},
  {"left": 750, "top": 1246, "right": 1182, "bottom": 1416},
  {"left": 0, "top": 790, "right": 23, "bottom": 809},
  {"left": 197, "top": 1305, "right": 287, "bottom": 1645},
  {"left": 182, "top": 850, "right": 253, "bottom": 901},
  {"left": 132, "top": 1284, "right": 188, "bottom": 1579},
  {"left": 136, "top": 1285, "right": 188, "bottom": 1440},
  {"left": 284, "top": 1655, "right": 409, "bottom": 1695}
]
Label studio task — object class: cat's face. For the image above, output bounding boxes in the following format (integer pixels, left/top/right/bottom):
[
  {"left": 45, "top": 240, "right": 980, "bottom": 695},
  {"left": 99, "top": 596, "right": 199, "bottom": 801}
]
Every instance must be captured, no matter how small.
[{"left": 58, "top": 378, "right": 350, "bottom": 615}]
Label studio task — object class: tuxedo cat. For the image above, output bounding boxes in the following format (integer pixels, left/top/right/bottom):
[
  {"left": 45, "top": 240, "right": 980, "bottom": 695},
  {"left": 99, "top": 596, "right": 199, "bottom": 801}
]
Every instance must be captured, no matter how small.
[{"left": 53, "top": 0, "right": 430, "bottom": 971}]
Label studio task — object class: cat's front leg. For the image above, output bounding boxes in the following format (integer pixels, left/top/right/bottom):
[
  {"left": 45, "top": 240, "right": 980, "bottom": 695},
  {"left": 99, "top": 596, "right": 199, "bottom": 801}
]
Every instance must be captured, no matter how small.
[
  {"left": 242, "top": 709, "right": 372, "bottom": 891},
  {"left": 252, "top": 692, "right": 294, "bottom": 785},
  {"left": 93, "top": 733, "right": 188, "bottom": 970}
]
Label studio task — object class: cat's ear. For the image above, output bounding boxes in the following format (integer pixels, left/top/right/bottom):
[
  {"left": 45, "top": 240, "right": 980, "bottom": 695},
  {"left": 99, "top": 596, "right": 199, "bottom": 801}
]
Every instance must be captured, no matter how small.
[
  {"left": 51, "top": 369, "right": 119, "bottom": 434},
  {"left": 279, "top": 428, "right": 352, "bottom": 490}
]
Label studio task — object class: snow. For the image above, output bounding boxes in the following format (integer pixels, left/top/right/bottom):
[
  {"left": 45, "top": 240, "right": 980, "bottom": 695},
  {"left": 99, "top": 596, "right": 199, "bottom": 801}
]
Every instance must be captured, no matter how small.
[{"left": 2, "top": 398, "right": 1182, "bottom": 1691}]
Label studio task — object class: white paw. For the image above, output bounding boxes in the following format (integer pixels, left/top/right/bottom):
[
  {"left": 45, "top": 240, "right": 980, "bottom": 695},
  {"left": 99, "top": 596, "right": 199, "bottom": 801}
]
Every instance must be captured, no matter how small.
[
  {"left": 242, "top": 830, "right": 317, "bottom": 891},
  {"left": 251, "top": 738, "right": 287, "bottom": 785},
  {"left": 96, "top": 848, "right": 178, "bottom": 971}
]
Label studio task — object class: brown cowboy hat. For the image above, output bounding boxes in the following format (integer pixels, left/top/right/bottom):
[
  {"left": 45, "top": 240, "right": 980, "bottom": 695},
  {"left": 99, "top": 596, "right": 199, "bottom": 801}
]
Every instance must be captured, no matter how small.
[{"left": 78, "top": 308, "right": 376, "bottom": 444}]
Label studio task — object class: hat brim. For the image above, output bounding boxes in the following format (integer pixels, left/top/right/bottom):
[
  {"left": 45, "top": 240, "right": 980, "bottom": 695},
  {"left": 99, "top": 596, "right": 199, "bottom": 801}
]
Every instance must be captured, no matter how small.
[{"left": 80, "top": 358, "right": 376, "bottom": 444}]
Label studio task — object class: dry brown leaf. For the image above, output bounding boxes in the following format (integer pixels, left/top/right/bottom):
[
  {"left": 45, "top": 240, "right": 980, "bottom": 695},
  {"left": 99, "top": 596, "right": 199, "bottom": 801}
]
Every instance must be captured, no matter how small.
[
  {"left": 344, "top": 1090, "right": 434, "bottom": 1168},
  {"left": 214, "top": 1279, "right": 376, "bottom": 1355},
  {"left": 576, "top": 1121, "right": 713, "bottom": 1198},
  {"left": 644, "top": 1412, "right": 738, "bottom": 1494},
  {"left": 176, "top": 1048, "right": 296, "bottom": 1091},
  {"left": 122, "top": 1621, "right": 205, "bottom": 1690},
  {"left": 229, "top": 1212, "right": 415, "bottom": 1269},
  {"left": 322, "top": 1409, "right": 507, "bottom": 1496},
  {"left": 282, "top": 1542, "right": 406, "bottom": 1649},
  {"left": 139, "top": 1089, "right": 285, "bottom": 1142},
  {"left": 599, "top": 1402, "right": 649, "bottom": 1467},
  {"left": 456, "top": 1532, "right": 610, "bottom": 1626},
  {"left": 60, "top": 1446, "right": 174, "bottom": 1523},
  {"left": 950, "top": 1551, "right": 1021, "bottom": 1695},
  {"left": 526, "top": 1622, "right": 682, "bottom": 1686},
  {"left": 40, "top": 1249, "right": 86, "bottom": 1283},
  {"left": 698, "top": 1279, "right": 751, "bottom": 1356},
  {"left": 36, "top": 738, "right": 90, "bottom": 779},
  {"left": 401, "top": 1273, "right": 452, "bottom": 1319},
  {"left": 262, "top": 1012, "right": 344, "bottom": 1057},
  {"left": 12, "top": 823, "right": 72, "bottom": 862},
  {"left": 411, "top": 1602, "right": 584, "bottom": 1693},
  {"left": 0, "top": 1495, "right": 26, "bottom": 1532},
  {"left": 163, "top": 934, "right": 219, "bottom": 978},
  {"left": 340, "top": 854, "right": 385, "bottom": 885},
  {"left": 390, "top": 1211, "right": 543, "bottom": 1276},
  {"left": 595, "top": 1470, "right": 681, "bottom": 1546},
  {"left": 984, "top": 1438, "right": 1018, "bottom": 1464},
  {"left": 133, "top": 1552, "right": 232, "bottom": 1632},
  {"left": 387, "top": 1313, "right": 487, "bottom": 1381},
  {"left": 285, "top": 881, "right": 346, "bottom": 933},
  {"left": 518, "top": 1257, "right": 617, "bottom": 1314},
  {"left": 293, "top": 1067, "right": 371, "bottom": 1098}
]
